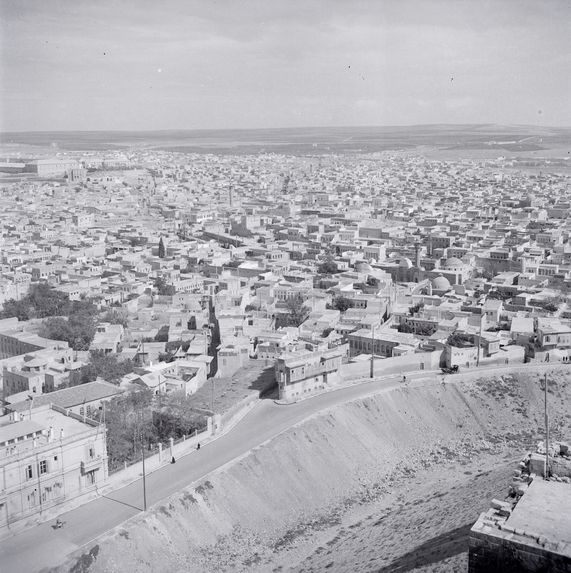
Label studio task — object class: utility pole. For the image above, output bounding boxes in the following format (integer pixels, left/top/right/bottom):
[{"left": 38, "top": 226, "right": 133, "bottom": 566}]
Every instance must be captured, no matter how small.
[
  {"left": 370, "top": 325, "right": 375, "bottom": 378},
  {"left": 141, "top": 443, "right": 147, "bottom": 511},
  {"left": 544, "top": 372, "right": 550, "bottom": 480},
  {"left": 138, "top": 409, "right": 147, "bottom": 511},
  {"left": 211, "top": 377, "right": 215, "bottom": 413},
  {"left": 476, "top": 310, "right": 484, "bottom": 367}
]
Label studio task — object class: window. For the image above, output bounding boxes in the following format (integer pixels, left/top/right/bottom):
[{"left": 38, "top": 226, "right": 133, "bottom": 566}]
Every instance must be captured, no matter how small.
[
  {"left": 25, "top": 465, "right": 33, "bottom": 480},
  {"left": 87, "top": 471, "right": 96, "bottom": 485},
  {"left": 39, "top": 460, "right": 47, "bottom": 475},
  {"left": 89, "top": 447, "right": 95, "bottom": 458}
]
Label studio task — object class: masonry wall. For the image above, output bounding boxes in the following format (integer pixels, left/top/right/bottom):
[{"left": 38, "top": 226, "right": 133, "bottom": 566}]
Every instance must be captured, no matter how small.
[
  {"left": 339, "top": 350, "right": 442, "bottom": 382},
  {"left": 469, "top": 528, "right": 571, "bottom": 573}
]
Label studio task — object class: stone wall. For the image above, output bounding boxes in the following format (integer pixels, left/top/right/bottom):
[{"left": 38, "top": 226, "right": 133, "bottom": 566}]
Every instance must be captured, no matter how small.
[
  {"left": 469, "top": 527, "right": 571, "bottom": 573},
  {"left": 469, "top": 442, "right": 571, "bottom": 573}
]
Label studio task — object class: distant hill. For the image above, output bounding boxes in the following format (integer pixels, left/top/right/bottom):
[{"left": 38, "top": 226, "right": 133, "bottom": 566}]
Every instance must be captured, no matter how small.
[{"left": 1, "top": 124, "right": 570, "bottom": 155}]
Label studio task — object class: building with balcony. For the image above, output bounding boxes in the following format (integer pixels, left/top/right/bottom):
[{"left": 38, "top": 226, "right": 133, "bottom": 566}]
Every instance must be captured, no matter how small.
[
  {"left": 0, "top": 403, "right": 108, "bottom": 533},
  {"left": 275, "top": 344, "right": 348, "bottom": 401}
]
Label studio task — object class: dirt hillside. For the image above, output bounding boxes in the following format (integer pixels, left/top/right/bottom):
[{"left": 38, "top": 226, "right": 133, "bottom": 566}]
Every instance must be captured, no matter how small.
[{"left": 55, "top": 368, "right": 571, "bottom": 573}]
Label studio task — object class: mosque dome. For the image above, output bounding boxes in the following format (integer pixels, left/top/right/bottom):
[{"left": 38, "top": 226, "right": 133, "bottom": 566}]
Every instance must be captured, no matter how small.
[
  {"left": 442, "top": 257, "right": 463, "bottom": 270},
  {"left": 431, "top": 274, "right": 451, "bottom": 291},
  {"left": 398, "top": 257, "right": 413, "bottom": 269},
  {"left": 355, "top": 261, "right": 373, "bottom": 273}
]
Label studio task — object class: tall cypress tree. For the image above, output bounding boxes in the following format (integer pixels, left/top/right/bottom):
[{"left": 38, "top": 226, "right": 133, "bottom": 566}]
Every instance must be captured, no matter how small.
[{"left": 158, "top": 236, "right": 166, "bottom": 258}]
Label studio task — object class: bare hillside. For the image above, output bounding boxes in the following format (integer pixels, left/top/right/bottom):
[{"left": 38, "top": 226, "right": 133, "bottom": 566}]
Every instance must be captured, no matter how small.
[{"left": 53, "top": 369, "right": 571, "bottom": 573}]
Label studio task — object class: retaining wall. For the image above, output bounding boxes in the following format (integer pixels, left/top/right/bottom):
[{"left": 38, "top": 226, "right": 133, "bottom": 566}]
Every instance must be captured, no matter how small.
[
  {"left": 339, "top": 350, "right": 442, "bottom": 381},
  {"left": 469, "top": 527, "right": 571, "bottom": 573}
]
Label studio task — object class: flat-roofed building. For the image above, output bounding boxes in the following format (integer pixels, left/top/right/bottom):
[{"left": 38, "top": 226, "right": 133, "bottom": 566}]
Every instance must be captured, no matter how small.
[
  {"left": 275, "top": 344, "right": 348, "bottom": 401},
  {"left": 4, "top": 381, "right": 124, "bottom": 419},
  {"left": 347, "top": 328, "right": 418, "bottom": 358},
  {"left": 24, "top": 159, "right": 81, "bottom": 177},
  {"left": 469, "top": 463, "right": 571, "bottom": 572},
  {"left": 0, "top": 403, "right": 108, "bottom": 532}
]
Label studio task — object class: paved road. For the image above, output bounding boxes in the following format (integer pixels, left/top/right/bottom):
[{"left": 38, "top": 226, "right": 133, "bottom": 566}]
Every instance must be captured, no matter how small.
[
  {"left": 0, "top": 361, "right": 562, "bottom": 572},
  {"left": 0, "top": 372, "right": 418, "bottom": 573}
]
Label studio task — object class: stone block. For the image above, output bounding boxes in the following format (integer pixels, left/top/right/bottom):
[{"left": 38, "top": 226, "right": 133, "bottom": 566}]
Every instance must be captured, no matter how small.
[
  {"left": 491, "top": 498, "right": 505, "bottom": 510},
  {"left": 515, "top": 484, "right": 529, "bottom": 496},
  {"left": 498, "top": 506, "right": 512, "bottom": 518}
]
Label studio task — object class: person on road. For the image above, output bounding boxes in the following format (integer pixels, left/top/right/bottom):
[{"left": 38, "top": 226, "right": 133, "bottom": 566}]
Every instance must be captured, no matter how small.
[
  {"left": 55, "top": 519, "right": 63, "bottom": 529},
  {"left": 171, "top": 456, "right": 176, "bottom": 464},
  {"left": 196, "top": 442, "right": 201, "bottom": 450},
  {"left": 402, "top": 375, "right": 407, "bottom": 384}
]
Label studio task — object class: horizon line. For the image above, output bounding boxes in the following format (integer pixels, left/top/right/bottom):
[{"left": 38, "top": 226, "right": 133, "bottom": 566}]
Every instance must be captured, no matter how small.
[{"left": 1, "top": 122, "right": 570, "bottom": 136}]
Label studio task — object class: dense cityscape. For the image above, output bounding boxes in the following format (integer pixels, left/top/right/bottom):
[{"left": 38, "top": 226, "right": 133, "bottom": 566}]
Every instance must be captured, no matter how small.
[
  {"left": 1, "top": 0, "right": 570, "bottom": 571},
  {"left": 0, "top": 134, "right": 570, "bottom": 570}
]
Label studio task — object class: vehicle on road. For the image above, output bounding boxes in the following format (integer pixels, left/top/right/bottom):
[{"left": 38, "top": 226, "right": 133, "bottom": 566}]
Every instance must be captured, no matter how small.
[{"left": 441, "top": 365, "right": 459, "bottom": 374}]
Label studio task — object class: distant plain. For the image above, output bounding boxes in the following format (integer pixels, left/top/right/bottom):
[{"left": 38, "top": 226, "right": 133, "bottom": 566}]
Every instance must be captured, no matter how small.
[{"left": 1, "top": 125, "right": 570, "bottom": 156}]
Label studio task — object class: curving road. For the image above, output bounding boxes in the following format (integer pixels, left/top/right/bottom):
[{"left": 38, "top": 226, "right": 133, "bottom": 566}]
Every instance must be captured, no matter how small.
[{"left": 0, "top": 362, "right": 561, "bottom": 572}]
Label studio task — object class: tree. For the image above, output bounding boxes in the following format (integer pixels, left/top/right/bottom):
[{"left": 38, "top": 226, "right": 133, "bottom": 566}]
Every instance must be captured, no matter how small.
[
  {"left": 95, "top": 388, "right": 155, "bottom": 471},
  {"left": 165, "top": 339, "right": 191, "bottom": 353},
  {"left": 408, "top": 302, "right": 425, "bottom": 316},
  {"left": 154, "top": 276, "right": 176, "bottom": 296},
  {"left": 317, "top": 255, "right": 339, "bottom": 275},
  {"left": 1, "top": 283, "right": 68, "bottom": 320},
  {"left": 399, "top": 322, "right": 436, "bottom": 336},
  {"left": 38, "top": 310, "right": 96, "bottom": 351},
  {"left": 332, "top": 296, "right": 352, "bottom": 312},
  {"left": 486, "top": 289, "right": 514, "bottom": 301},
  {"left": 101, "top": 309, "right": 129, "bottom": 328},
  {"left": 285, "top": 294, "right": 310, "bottom": 327},
  {"left": 154, "top": 325, "right": 169, "bottom": 342},
  {"left": 0, "top": 284, "right": 97, "bottom": 321},
  {"left": 447, "top": 332, "right": 474, "bottom": 348},
  {"left": 153, "top": 392, "right": 206, "bottom": 440},
  {"left": 81, "top": 350, "right": 135, "bottom": 384},
  {"left": 158, "top": 236, "right": 166, "bottom": 259}
]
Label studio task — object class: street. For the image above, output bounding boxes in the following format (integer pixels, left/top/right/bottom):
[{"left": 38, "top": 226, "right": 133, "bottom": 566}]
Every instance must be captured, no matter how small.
[
  {"left": 0, "top": 373, "right": 412, "bottom": 573},
  {"left": 0, "top": 362, "right": 561, "bottom": 572}
]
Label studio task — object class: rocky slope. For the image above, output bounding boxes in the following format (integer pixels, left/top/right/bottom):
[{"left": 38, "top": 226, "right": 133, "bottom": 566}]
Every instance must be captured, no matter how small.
[{"left": 55, "top": 368, "right": 571, "bottom": 573}]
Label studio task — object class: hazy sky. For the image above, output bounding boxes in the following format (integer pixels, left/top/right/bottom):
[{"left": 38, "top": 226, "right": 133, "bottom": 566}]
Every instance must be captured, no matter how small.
[{"left": 1, "top": 0, "right": 569, "bottom": 131}]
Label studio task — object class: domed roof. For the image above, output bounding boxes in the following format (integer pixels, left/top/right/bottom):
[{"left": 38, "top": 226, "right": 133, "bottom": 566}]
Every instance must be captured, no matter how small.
[
  {"left": 431, "top": 274, "right": 451, "bottom": 291},
  {"left": 398, "top": 257, "right": 413, "bottom": 269},
  {"left": 355, "top": 261, "right": 373, "bottom": 273},
  {"left": 443, "top": 257, "right": 463, "bottom": 269}
]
